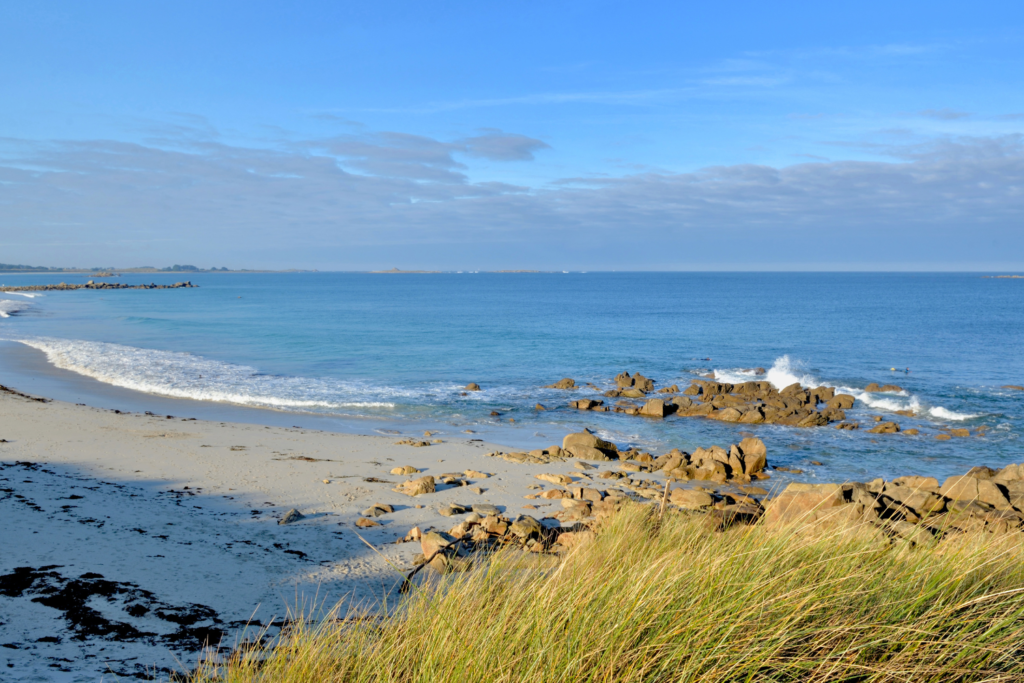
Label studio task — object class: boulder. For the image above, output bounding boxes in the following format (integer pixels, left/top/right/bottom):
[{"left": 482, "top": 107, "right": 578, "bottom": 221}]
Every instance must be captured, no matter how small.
[
  {"left": 279, "top": 508, "right": 305, "bottom": 525},
  {"left": 361, "top": 503, "right": 394, "bottom": 517},
  {"left": 562, "top": 431, "right": 618, "bottom": 461},
  {"left": 639, "top": 398, "right": 670, "bottom": 418},
  {"left": 828, "top": 394, "right": 856, "bottom": 410},
  {"left": 545, "top": 378, "right": 576, "bottom": 389},
  {"left": 390, "top": 465, "right": 420, "bottom": 475},
  {"left": 395, "top": 475, "right": 436, "bottom": 497},
  {"left": 670, "top": 396, "right": 693, "bottom": 408},
  {"left": 670, "top": 488, "right": 714, "bottom": 509},
  {"left": 711, "top": 407, "right": 743, "bottom": 422},
  {"left": 736, "top": 437, "right": 767, "bottom": 474},
  {"left": 797, "top": 412, "right": 829, "bottom": 428},
  {"left": 509, "top": 515, "right": 542, "bottom": 538},
  {"left": 465, "top": 383, "right": 481, "bottom": 391},
  {"left": 763, "top": 483, "right": 846, "bottom": 527},
  {"left": 995, "top": 464, "right": 1024, "bottom": 482},
  {"left": 556, "top": 530, "right": 596, "bottom": 549},
  {"left": 683, "top": 383, "right": 702, "bottom": 396},
  {"left": 867, "top": 421, "right": 900, "bottom": 434},
  {"left": 940, "top": 475, "right": 980, "bottom": 501},
  {"left": 570, "top": 399, "right": 602, "bottom": 410},
  {"left": 472, "top": 503, "right": 501, "bottom": 516},
  {"left": 535, "top": 473, "right": 574, "bottom": 485},
  {"left": 891, "top": 476, "right": 939, "bottom": 490}
]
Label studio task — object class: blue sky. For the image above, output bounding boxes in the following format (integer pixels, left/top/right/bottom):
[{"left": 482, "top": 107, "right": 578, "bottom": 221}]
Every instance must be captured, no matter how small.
[{"left": 2, "top": 1, "right": 1023, "bottom": 270}]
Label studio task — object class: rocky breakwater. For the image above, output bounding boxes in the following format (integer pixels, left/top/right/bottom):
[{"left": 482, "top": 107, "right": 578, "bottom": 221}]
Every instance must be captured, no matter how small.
[
  {"left": 1, "top": 281, "right": 197, "bottom": 292},
  {"left": 568, "top": 371, "right": 856, "bottom": 429},
  {"left": 761, "top": 463, "right": 1024, "bottom": 544}
]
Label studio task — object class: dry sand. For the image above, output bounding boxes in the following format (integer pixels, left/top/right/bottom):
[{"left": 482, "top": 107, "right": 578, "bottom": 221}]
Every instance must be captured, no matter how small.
[{"left": 0, "top": 386, "right": 604, "bottom": 681}]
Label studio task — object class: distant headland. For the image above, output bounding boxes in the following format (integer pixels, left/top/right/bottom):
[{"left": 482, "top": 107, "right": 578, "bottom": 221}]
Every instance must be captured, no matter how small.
[{"left": 0, "top": 263, "right": 313, "bottom": 274}]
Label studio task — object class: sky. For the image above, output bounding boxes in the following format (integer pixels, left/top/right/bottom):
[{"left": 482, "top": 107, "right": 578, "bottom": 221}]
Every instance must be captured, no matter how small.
[{"left": 1, "top": 0, "right": 1023, "bottom": 271}]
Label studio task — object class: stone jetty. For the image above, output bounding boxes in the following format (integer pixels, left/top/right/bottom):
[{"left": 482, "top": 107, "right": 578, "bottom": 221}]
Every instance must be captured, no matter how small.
[{"left": 1, "top": 281, "right": 196, "bottom": 292}]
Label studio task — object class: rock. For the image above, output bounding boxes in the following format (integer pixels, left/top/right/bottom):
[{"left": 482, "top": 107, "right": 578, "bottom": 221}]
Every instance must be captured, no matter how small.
[
  {"left": 711, "top": 407, "right": 743, "bottom": 422},
  {"left": 535, "top": 403, "right": 547, "bottom": 410},
  {"left": 394, "top": 475, "right": 436, "bottom": 496},
  {"left": 404, "top": 526, "right": 422, "bottom": 542},
  {"left": 421, "top": 531, "right": 464, "bottom": 572},
  {"left": 539, "top": 489, "right": 565, "bottom": 499},
  {"left": 638, "top": 398, "right": 670, "bottom": 418},
  {"left": 361, "top": 503, "right": 394, "bottom": 517},
  {"left": 867, "top": 421, "right": 900, "bottom": 434},
  {"left": 480, "top": 515, "right": 508, "bottom": 535},
  {"left": 472, "top": 503, "right": 501, "bottom": 516},
  {"left": 736, "top": 437, "right": 767, "bottom": 475},
  {"left": 828, "top": 394, "right": 856, "bottom": 410},
  {"left": 949, "top": 428, "right": 970, "bottom": 437},
  {"left": 570, "top": 399, "right": 603, "bottom": 410},
  {"left": 935, "top": 433, "right": 951, "bottom": 441},
  {"left": 439, "top": 503, "right": 469, "bottom": 517},
  {"left": 509, "top": 515, "right": 542, "bottom": 538},
  {"left": 1003, "top": 385, "right": 1024, "bottom": 391},
  {"left": 545, "top": 378, "right": 576, "bottom": 389},
  {"left": 396, "top": 439, "right": 431, "bottom": 447},
  {"left": 657, "top": 385, "right": 680, "bottom": 394},
  {"left": 670, "top": 488, "right": 714, "bottom": 509},
  {"left": 556, "top": 530, "right": 596, "bottom": 549},
  {"left": 797, "top": 412, "right": 829, "bottom": 427},
  {"left": 670, "top": 396, "right": 693, "bottom": 409},
  {"left": 355, "top": 517, "right": 381, "bottom": 528},
  {"left": 940, "top": 475, "right": 980, "bottom": 501},
  {"left": 763, "top": 483, "right": 846, "bottom": 527},
  {"left": 574, "top": 461, "right": 596, "bottom": 471},
  {"left": 562, "top": 431, "right": 618, "bottom": 460},
  {"left": 995, "top": 464, "right": 1024, "bottom": 482},
  {"left": 892, "top": 476, "right": 939, "bottom": 489},
  {"left": 279, "top": 509, "right": 305, "bottom": 525},
  {"left": 390, "top": 465, "right": 420, "bottom": 475},
  {"left": 464, "top": 469, "right": 490, "bottom": 479},
  {"left": 536, "top": 473, "right": 574, "bottom": 485},
  {"left": 904, "top": 429, "right": 920, "bottom": 435},
  {"left": 465, "top": 383, "right": 481, "bottom": 391}
]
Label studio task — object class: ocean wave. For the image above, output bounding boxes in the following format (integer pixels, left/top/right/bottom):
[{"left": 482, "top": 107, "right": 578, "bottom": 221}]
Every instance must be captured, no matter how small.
[
  {"left": 14, "top": 337, "right": 402, "bottom": 413},
  {"left": 710, "top": 367, "right": 762, "bottom": 384},
  {"left": 0, "top": 299, "right": 32, "bottom": 318},
  {"left": 928, "top": 406, "right": 980, "bottom": 421},
  {"left": 0, "top": 291, "right": 42, "bottom": 298},
  {"left": 765, "top": 356, "right": 819, "bottom": 390}
]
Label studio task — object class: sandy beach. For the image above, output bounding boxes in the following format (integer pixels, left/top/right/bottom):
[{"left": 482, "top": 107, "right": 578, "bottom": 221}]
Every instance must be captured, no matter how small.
[{"left": 0, "top": 385, "right": 582, "bottom": 681}]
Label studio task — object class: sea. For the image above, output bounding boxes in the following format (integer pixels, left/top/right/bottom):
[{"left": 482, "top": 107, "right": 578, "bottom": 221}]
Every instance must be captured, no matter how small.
[{"left": 1, "top": 271, "right": 1021, "bottom": 485}]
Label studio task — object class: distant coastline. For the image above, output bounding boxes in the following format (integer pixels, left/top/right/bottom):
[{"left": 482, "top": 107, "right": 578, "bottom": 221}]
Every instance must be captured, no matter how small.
[{"left": 0, "top": 263, "right": 315, "bottom": 274}]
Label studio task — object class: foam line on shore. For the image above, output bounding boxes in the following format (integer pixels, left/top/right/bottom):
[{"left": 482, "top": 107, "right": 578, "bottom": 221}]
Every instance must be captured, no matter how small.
[{"left": 12, "top": 337, "right": 401, "bottom": 412}]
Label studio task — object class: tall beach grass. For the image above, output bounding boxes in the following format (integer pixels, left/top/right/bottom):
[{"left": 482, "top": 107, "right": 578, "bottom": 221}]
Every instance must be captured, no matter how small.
[{"left": 190, "top": 506, "right": 1024, "bottom": 682}]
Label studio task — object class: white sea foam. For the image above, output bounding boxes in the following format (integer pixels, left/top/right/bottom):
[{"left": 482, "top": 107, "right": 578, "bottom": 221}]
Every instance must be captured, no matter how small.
[
  {"left": 0, "top": 299, "right": 31, "bottom": 318},
  {"left": 928, "top": 406, "right": 979, "bottom": 421},
  {"left": 710, "top": 368, "right": 762, "bottom": 384},
  {"left": 1, "top": 291, "right": 42, "bottom": 298},
  {"left": 15, "top": 337, "right": 400, "bottom": 413},
  {"left": 764, "top": 356, "right": 819, "bottom": 390}
]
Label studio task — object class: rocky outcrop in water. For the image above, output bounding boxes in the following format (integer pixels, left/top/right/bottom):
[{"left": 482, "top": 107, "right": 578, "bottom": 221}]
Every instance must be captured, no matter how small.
[
  {"left": 1, "top": 281, "right": 196, "bottom": 291},
  {"left": 571, "top": 375, "right": 856, "bottom": 429}
]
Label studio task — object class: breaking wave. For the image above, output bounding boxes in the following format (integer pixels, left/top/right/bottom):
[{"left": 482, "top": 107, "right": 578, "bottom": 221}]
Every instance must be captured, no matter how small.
[
  {"left": 0, "top": 299, "right": 32, "bottom": 318},
  {"left": 14, "top": 337, "right": 402, "bottom": 413}
]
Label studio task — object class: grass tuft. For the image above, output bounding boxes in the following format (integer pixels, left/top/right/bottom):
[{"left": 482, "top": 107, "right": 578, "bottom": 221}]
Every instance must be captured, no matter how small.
[{"left": 189, "top": 506, "right": 1024, "bottom": 682}]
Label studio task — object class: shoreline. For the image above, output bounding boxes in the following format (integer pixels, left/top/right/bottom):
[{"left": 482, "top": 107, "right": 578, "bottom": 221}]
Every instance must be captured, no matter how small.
[
  {"left": 4, "top": 368, "right": 1024, "bottom": 680},
  {"left": 0, "top": 382, "right": 555, "bottom": 680}
]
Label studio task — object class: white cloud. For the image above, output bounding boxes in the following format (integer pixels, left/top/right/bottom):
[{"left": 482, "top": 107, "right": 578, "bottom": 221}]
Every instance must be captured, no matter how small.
[{"left": 0, "top": 131, "right": 1021, "bottom": 270}]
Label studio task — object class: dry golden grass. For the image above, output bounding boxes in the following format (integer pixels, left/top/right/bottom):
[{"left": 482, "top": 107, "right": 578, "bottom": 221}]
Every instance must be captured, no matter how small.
[{"left": 189, "top": 506, "right": 1024, "bottom": 682}]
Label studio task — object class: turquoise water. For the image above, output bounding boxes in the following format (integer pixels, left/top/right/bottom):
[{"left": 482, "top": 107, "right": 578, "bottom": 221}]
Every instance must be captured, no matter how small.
[{"left": 1, "top": 272, "right": 1022, "bottom": 484}]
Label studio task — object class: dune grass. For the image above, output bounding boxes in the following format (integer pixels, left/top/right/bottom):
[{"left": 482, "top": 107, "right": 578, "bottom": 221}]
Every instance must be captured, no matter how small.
[{"left": 189, "top": 507, "right": 1024, "bottom": 682}]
